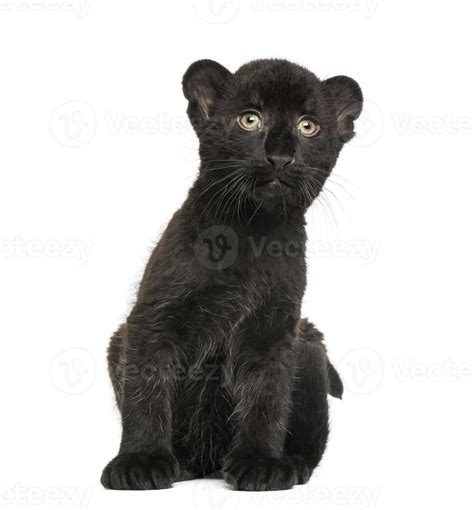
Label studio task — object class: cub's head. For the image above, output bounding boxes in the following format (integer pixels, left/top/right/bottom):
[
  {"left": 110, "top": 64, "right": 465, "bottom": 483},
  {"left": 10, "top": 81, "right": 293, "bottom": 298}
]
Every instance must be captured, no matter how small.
[{"left": 183, "top": 59, "right": 362, "bottom": 213}]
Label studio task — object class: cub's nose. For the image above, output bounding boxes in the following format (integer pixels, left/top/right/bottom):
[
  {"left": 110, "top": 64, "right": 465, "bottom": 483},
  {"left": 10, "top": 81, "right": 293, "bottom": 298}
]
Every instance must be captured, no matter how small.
[{"left": 266, "top": 155, "right": 295, "bottom": 171}]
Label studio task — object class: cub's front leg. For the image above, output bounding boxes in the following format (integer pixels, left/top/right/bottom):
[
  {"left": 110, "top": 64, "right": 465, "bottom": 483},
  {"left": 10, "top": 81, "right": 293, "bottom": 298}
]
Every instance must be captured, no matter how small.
[
  {"left": 101, "top": 322, "right": 181, "bottom": 490},
  {"left": 223, "top": 305, "right": 299, "bottom": 491}
]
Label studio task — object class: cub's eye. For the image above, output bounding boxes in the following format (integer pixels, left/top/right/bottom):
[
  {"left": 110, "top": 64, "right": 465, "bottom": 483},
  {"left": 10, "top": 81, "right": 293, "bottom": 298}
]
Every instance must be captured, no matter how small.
[
  {"left": 297, "top": 117, "right": 321, "bottom": 138},
  {"left": 237, "top": 111, "right": 263, "bottom": 132}
]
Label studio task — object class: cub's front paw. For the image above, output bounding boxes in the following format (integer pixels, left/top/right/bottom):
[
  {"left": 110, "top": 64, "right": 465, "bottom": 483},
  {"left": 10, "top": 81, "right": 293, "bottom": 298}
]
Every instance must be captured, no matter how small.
[
  {"left": 223, "top": 453, "right": 298, "bottom": 491},
  {"left": 101, "top": 451, "right": 180, "bottom": 490}
]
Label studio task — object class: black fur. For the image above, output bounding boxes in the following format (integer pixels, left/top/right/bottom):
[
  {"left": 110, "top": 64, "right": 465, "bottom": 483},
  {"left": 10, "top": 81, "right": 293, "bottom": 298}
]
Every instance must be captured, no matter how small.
[{"left": 101, "top": 59, "right": 362, "bottom": 491}]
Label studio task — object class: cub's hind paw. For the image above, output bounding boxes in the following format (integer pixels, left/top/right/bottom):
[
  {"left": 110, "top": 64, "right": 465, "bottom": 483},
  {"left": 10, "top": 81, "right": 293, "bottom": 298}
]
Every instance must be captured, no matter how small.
[
  {"left": 101, "top": 451, "right": 179, "bottom": 490},
  {"left": 289, "top": 455, "right": 313, "bottom": 485},
  {"left": 223, "top": 453, "right": 298, "bottom": 491}
]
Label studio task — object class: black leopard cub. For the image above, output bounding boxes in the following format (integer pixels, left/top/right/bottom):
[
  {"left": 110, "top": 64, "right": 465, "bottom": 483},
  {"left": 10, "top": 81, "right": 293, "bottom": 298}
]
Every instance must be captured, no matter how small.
[{"left": 101, "top": 59, "right": 362, "bottom": 491}]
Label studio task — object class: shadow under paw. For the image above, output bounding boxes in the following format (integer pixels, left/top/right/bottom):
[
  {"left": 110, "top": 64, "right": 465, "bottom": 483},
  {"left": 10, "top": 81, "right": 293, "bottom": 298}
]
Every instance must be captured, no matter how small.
[{"left": 101, "top": 451, "right": 180, "bottom": 490}]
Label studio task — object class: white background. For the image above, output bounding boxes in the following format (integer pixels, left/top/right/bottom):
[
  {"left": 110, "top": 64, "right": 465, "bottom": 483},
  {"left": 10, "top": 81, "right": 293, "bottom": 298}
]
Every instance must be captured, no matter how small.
[{"left": 1, "top": 1, "right": 473, "bottom": 509}]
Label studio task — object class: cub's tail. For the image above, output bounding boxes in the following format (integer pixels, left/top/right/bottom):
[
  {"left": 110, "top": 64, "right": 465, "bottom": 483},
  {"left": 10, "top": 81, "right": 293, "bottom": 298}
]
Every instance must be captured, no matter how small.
[
  {"left": 327, "top": 360, "right": 344, "bottom": 399},
  {"left": 298, "top": 318, "right": 344, "bottom": 399}
]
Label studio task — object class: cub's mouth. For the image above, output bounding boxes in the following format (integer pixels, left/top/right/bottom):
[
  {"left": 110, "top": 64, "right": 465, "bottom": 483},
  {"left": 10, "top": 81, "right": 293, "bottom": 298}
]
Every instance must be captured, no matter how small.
[{"left": 256, "top": 177, "right": 295, "bottom": 190}]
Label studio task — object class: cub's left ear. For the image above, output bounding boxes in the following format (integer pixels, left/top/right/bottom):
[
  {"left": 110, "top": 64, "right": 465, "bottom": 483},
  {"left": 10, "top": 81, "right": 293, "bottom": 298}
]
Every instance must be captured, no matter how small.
[
  {"left": 323, "top": 76, "right": 363, "bottom": 142},
  {"left": 182, "top": 59, "right": 232, "bottom": 131}
]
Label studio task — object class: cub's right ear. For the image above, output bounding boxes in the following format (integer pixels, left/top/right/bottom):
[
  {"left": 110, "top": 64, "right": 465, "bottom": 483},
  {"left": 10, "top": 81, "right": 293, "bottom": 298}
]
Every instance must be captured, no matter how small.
[{"left": 182, "top": 60, "right": 232, "bottom": 131}]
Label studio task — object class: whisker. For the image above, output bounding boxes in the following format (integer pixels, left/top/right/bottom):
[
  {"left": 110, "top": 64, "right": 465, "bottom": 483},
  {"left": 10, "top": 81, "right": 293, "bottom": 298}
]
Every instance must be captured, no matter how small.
[
  {"left": 213, "top": 173, "right": 247, "bottom": 226},
  {"left": 202, "top": 172, "right": 245, "bottom": 225},
  {"left": 189, "top": 169, "right": 242, "bottom": 205}
]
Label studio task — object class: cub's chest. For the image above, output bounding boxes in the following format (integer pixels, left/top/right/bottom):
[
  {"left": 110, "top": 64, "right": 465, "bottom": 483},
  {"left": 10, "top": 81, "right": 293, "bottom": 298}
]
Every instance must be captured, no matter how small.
[
  {"left": 192, "top": 222, "right": 306, "bottom": 277},
  {"left": 238, "top": 231, "right": 307, "bottom": 281},
  {"left": 245, "top": 234, "right": 305, "bottom": 261}
]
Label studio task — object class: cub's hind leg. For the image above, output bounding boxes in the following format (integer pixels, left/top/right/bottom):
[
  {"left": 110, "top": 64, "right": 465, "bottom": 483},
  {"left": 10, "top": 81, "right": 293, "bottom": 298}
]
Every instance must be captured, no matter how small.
[
  {"left": 284, "top": 319, "right": 343, "bottom": 484},
  {"left": 107, "top": 323, "right": 127, "bottom": 408}
]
